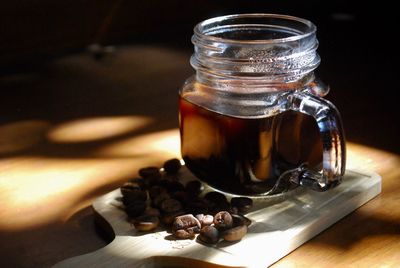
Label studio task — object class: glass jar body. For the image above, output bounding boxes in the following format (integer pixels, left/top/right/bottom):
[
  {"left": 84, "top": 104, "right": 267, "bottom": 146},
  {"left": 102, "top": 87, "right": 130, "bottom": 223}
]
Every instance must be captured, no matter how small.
[
  {"left": 179, "top": 77, "right": 324, "bottom": 195},
  {"left": 179, "top": 14, "right": 345, "bottom": 196}
]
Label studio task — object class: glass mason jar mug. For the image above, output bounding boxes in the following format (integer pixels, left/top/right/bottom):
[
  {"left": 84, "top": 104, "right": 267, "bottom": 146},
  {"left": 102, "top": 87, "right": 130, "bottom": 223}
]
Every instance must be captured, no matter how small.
[{"left": 179, "top": 14, "right": 346, "bottom": 196}]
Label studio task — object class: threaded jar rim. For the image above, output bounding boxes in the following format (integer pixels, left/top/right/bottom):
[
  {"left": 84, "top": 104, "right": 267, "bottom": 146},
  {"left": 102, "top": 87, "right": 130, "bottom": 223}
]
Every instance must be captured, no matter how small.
[{"left": 193, "top": 13, "right": 317, "bottom": 45}]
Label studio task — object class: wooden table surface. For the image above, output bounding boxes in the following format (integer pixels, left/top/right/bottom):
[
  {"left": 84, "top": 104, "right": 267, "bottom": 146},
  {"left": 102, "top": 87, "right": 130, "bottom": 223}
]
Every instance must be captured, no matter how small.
[{"left": 0, "top": 46, "right": 399, "bottom": 267}]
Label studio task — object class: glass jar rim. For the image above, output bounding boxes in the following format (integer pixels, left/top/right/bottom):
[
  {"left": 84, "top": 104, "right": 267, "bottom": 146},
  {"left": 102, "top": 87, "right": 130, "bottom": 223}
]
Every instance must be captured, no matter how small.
[{"left": 194, "top": 13, "right": 317, "bottom": 45}]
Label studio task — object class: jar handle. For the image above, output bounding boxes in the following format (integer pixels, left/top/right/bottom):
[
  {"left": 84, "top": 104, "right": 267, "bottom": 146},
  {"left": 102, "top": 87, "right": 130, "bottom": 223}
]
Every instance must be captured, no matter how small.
[{"left": 286, "top": 91, "right": 346, "bottom": 191}]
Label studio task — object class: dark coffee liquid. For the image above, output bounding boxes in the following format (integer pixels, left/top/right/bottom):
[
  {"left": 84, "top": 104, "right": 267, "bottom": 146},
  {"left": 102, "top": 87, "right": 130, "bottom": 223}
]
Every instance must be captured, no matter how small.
[{"left": 179, "top": 95, "right": 322, "bottom": 195}]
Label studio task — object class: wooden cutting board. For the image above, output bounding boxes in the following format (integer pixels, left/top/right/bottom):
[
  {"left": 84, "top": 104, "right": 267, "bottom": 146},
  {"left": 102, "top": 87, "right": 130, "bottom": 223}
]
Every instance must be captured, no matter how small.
[{"left": 54, "top": 168, "right": 381, "bottom": 268}]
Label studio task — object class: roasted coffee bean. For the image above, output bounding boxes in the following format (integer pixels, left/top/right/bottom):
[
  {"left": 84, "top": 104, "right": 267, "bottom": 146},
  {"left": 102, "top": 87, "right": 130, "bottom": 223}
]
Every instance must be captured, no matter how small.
[
  {"left": 151, "top": 191, "right": 170, "bottom": 208},
  {"left": 195, "top": 214, "right": 214, "bottom": 227},
  {"left": 222, "top": 225, "right": 247, "bottom": 242},
  {"left": 195, "top": 214, "right": 204, "bottom": 221},
  {"left": 204, "top": 191, "right": 228, "bottom": 204},
  {"left": 214, "top": 211, "right": 233, "bottom": 230},
  {"left": 171, "top": 191, "right": 189, "bottom": 204},
  {"left": 230, "top": 197, "right": 253, "bottom": 213},
  {"left": 157, "top": 178, "right": 170, "bottom": 188},
  {"left": 185, "top": 180, "right": 203, "bottom": 195},
  {"left": 173, "top": 228, "right": 196, "bottom": 239},
  {"left": 163, "top": 158, "right": 182, "bottom": 174},
  {"left": 185, "top": 198, "right": 209, "bottom": 215},
  {"left": 133, "top": 215, "right": 159, "bottom": 231},
  {"left": 231, "top": 214, "right": 252, "bottom": 227},
  {"left": 139, "top": 166, "right": 161, "bottom": 179},
  {"left": 149, "top": 185, "right": 167, "bottom": 200},
  {"left": 172, "top": 214, "right": 201, "bottom": 237},
  {"left": 164, "top": 180, "right": 185, "bottom": 194},
  {"left": 129, "top": 178, "right": 146, "bottom": 189},
  {"left": 139, "top": 167, "right": 161, "bottom": 187},
  {"left": 209, "top": 200, "right": 231, "bottom": 215},
  {"left": 122, "top": 195, "right": 134, "bottom": 206},
  {"left": 172, "top": 214, "right": 201, "bottom": 239},
  {"left": 144, "top": 207, "right": 160, "bottom": 217},
  {"left": 161, "top": 210, "right": 185, "bottom": 226},
  {"left": 173, "top": 214, "right": 201, "bottom": 230},
  {"left": 198, "top": 225, "right": 219, "bottom": 244},
  {"left": 121, "top": 188, "right": 147, "bottom": 204},
  {"left": 120, "top": 182, "right": 141, "bottom": 196},
  {"left": 119, "top": 162, "right": 256, "bottom": 245},
  {"left": 125, "top": 201, "right": 146, "bottom": 217},
  {"left": 160, "top": 198, "right": 182, "bottom": 214},
  {"left": 229, "top": 206, "right": 239, "bottom": 215}
]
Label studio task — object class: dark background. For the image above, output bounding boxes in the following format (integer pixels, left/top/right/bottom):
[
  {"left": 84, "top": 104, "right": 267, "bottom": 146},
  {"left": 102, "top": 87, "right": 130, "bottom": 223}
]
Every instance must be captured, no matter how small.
[{"left": 1, "top": 0, "right": 399, "bottom": 154}]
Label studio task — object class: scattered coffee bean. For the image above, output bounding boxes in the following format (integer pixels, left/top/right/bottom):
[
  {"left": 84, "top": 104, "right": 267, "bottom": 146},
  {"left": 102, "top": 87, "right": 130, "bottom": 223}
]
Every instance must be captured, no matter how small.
[
  {"left": 231, "top": 197, "right": 253, "bottom": 213},
  {"left": 214, "top": 211, "right": 233, "bottom": 230},
  {"left": 164, "top": 180, "right": 185, "bottom": 194},
  {"left": 172, "top": 214, "right": 201, "bottom": 239},
  {"left": 229, "top": 206, "right": 239, "bottom": 215},
  {"left": 195, "top": 214, "right": 214, "bottom": 227},
  {"left": 195, "top": 214, "right": 204, "bottom": 221},
  {"left": 231, "top": 214, "right": 252, "bottom": 227},
  {"left": 148, "top": 185, "right": 166, "bottom": 200},
  {"left": 198, "top": 225, "right": 219, "bottom": 244},
  {"left": 185, "top": 197, "right": 209, "bottom": 215},
  {"left": 139, "top": 166, "right": 161, "bottom": 179},
  {"left": 185, "top": 180, "right": 203, "bottom": 195},
  {"left": 157, "top": 179, "right": 170, "bottom": 188},
  {"left": 121, "top": 188, "right": 147, "bottom": 204},
  {"left": 173, "top": 228, "right": 196, "bottom": 239},
  {"left": 171, "top": 191, "right": 189, "bottom": 204},
  {"left": 161, "top": 210, "right": 185, "bottom": 226},
  {"left": 205, "top": 192, "right": 230, "bottom": 214},
  {"left": 163, "top": 158, "right": 182, "bottom": 174},
  {"left": 139, "top": 167, "right": 161, "bottom": 186},
  {"left": 144, "top": 207, "right": 160, "bottom": 217},
  {"left": 125, "top": 201, "right": 147, "bottom": 217},
  {"left": 120, "top": 162, "right": 253, "bottom": 245},
  {"left": 128, "top": 178, "right": 147, "bottom": 190},
  {"left": 151, "top": 191, "right": 170, "bottom": 208},
  {"left": 222, "top": 225, "right": 248, "bottom": 242},
  {"left": 210, "top": 200, "right": 231, "bottom": 215},
  {"left": 172, "top": 214, "right": 201, "bottom": 231},
  {"left": 133, "top": 215, "right": 160, "bottom": 231},
  {"left": 120, "top": 182, "right": 141, "bottom": 196},
  {"left": 160, "top": 198, "right": 182, "bottom": 214}
]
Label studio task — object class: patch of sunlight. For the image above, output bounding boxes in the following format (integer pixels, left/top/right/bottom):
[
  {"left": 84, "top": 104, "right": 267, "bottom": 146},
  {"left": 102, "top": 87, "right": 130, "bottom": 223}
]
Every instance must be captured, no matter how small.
[
  {"left": 0, "top": 156, "right": 141, "bottom": 230},
  {"left": 94, "top": 129, "right": 180, "bottom": 159},
  {"left": 47, "top": 116, "right": 152, "bottom": 143},
  {"left": 346, "top": 142, "right": 400, "bottom": 173},
  {"left": 0, "top": 128, "right": 181, "bottom": 231}
]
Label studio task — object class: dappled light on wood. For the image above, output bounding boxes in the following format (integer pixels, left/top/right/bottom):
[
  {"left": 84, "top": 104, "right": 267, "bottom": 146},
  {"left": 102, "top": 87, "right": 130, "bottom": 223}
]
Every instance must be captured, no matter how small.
[
  {"left": 0, "top": 157, "right": 138, "bottom": 230},
  {"left": 0, "top": 126, "right": 180, "bottom": 231},
  {"left": 47, "top": 116, "right": 153, "bottom": 143},
  {"left": 93, "top": 129, "right": 180, "bottom": 158}
]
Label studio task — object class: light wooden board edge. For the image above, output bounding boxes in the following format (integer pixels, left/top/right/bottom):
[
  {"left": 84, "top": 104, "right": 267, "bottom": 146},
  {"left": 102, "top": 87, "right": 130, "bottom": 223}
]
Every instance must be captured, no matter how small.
[{"left": 53, "top": 169, "right": 381, "bottom": 268}]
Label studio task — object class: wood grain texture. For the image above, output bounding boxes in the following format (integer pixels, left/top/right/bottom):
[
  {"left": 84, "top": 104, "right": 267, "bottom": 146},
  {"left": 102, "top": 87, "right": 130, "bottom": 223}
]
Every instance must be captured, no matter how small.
[{"left": 53, "top": 168, "right": 381, "bottom": 268}]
